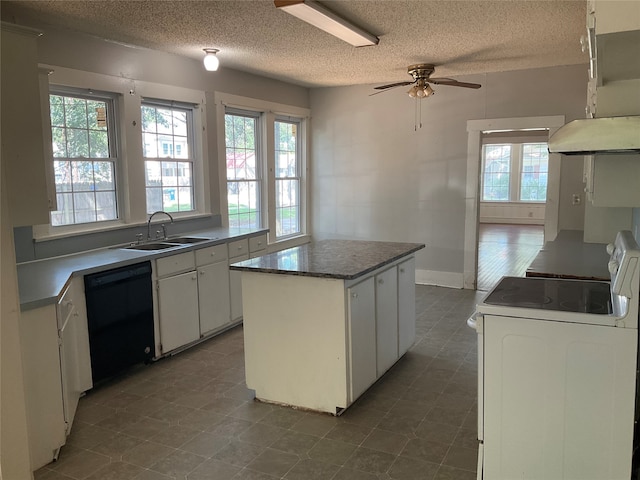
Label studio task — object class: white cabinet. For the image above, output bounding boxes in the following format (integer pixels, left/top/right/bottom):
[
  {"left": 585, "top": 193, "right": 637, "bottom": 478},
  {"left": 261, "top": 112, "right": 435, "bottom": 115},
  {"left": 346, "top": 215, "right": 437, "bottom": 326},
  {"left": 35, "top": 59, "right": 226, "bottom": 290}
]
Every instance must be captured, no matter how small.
[
  {"left": 229, "top": 238, "right": 250, "bottom": 322},
  {"left": 347, "top": 278, "right": 377, "bottom": 400},
  {"left": 375, "top": 267, "right": 398, "bottom": 376},
  {"left": 398, "top": 257, "right": 417, "bottom": 355},
  {"left": 19, "top": 276, "right": 92, "bottom": 471},
  {"left": 196, "top": 244, "right": 231, "bottom": 335},
  {"left": 249, "top": 234, "right": 267, "bottom": 258},
  {"left": 157, "top": 270, "right": 200, "bottom": 353},
  {"left": 155, "top": 251, "right": 200, "bottom": 354},
  {"left": 584, "top": 154, "right": 640, "bottom": 207},
  {"left": 57, "top": 278, "right": 92, "bottom": 435},
  {"left": 242, "top": 254, "right": 418, "bottom": 414}
]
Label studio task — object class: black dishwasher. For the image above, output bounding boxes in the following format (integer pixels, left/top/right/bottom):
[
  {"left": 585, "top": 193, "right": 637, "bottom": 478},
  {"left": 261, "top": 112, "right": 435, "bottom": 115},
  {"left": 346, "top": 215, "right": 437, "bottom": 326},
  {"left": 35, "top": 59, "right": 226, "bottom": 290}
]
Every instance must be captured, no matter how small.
[{"left": 84, "top": 261, "right": 154, "bottom": 384}]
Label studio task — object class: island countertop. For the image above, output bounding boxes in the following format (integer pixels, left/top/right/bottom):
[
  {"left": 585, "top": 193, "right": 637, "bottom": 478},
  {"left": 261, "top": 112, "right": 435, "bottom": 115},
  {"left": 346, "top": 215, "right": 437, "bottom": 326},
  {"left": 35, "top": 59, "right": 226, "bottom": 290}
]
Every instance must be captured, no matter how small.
[{"left": 230, "top": 239, "right": 425, "bottom": 280}]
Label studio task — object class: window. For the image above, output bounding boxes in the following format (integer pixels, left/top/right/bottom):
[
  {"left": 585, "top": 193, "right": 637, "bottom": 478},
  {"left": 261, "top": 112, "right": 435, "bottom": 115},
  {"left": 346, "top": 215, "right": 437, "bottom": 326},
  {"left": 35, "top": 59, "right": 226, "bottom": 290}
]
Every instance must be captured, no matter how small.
[
  {"left": 520, "top": 143, "right": 549, "bottom": 201},
  {"left": 141, "top": 101, "right": 195, "bottom": 214},
  {"left": 49, "top": 91, "right": 118, "bottom": 226},
  {"left": 481, "top": 142, "right": 548, "bottom": 202},
  {"left": 225, "top": 110, "right": 261, "bottom": 229},
  {"left": 275, "top": 118, "right": 301, "bottom": 238},
  {"left": 482, "top": 145, "right": 511, "bottom": 202}
]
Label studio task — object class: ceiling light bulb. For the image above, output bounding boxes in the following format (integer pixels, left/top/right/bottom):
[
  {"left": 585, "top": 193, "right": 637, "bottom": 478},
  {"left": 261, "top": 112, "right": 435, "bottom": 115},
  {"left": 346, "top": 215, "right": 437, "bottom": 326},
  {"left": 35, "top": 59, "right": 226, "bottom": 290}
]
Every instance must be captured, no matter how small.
[
  {"left": 203, "top": 48, "right": 219, "bottom": 71},
  {"left": 407, "top": 85, "right": 418, "bottom": 98},
  {"left": 425, "top": 84, "right": 434, "bottom": 97},
  {"left": 416, "top": 87, "right": 427, "bottom": 98}
]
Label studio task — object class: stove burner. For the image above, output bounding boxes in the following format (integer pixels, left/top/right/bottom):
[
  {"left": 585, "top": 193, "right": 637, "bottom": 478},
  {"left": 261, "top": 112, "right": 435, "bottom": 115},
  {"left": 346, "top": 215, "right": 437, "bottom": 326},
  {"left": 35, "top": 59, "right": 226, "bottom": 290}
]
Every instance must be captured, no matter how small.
[{"left": 484, "top": 277, "right": 612, "bottom": 314}]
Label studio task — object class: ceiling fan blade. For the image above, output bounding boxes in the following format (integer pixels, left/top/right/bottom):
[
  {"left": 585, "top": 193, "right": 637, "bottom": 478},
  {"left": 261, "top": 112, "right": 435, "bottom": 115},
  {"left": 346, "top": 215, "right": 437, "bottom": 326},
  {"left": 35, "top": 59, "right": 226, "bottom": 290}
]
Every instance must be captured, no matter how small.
[
  {"left": 373, "top": 81, "right": 414, "bottom": 91},
  {"left": 429, "top": 78, "right": 482, "bottom": 89}
]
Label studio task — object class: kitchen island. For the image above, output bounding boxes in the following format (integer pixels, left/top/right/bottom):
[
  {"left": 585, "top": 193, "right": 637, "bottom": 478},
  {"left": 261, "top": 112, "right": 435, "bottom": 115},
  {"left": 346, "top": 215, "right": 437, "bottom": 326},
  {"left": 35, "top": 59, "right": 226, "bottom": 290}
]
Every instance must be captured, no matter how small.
[{"left": 230, "top": 239, "right": 424, "bottom": 414}]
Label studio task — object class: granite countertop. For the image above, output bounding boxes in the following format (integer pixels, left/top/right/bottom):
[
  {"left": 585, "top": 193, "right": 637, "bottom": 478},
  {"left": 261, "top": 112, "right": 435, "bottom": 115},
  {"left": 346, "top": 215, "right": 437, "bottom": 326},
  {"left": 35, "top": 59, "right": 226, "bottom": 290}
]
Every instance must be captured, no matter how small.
[
  {"left": 526, "top": 230, "right": 610, "bottom": 281},
  {"left": 229, "top": 239, "right": 425, "bottom": 280},
  {"left": 17, "top": 227, "right": 267, "bottom": 311}
]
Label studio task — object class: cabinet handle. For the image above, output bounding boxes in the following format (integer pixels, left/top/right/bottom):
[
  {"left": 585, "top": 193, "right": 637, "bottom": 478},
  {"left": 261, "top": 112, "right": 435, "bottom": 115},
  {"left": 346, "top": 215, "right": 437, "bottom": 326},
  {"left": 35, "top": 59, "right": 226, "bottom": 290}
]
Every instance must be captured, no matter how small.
[
  {"left": 258, "top": 241, "right": 262, "bottom": 245},
  {"left": 238, "top": 246, "right": 242, "bottom": 250},
  {"left": 352, "top": 293, "right": 358, "bottom": 299},
  {"left": 400, "top": 268, "right": 405, "bottom": 273},
  {"left": 378, "top": 279, "right": 384, "bottom": 284},
  {"left": 192, "top": 275, "right": 197, "bottom": 281},
  {"left": 211, "top": 252, "right": 215, "bottom": 256},
  {"left": 199, "top": 271, "right": 205, "bottom": 275}
]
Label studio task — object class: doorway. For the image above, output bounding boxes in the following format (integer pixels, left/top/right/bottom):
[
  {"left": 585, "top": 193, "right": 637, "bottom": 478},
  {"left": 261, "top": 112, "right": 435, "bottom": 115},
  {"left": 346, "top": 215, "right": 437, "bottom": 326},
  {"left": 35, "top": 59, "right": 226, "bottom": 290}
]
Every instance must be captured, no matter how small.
[{"left": 463, "top": 116, "right": 565, "bottom": 290}]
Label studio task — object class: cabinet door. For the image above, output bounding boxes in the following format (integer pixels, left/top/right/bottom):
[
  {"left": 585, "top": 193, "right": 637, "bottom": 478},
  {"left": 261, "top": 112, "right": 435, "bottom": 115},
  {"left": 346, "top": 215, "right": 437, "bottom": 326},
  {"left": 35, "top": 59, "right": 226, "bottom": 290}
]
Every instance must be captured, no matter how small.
[
  {"left": 398, "top": 257, "right": 416, "bottom": 355},
  {"left": 229, "top": 253, "right": 249, "bottom": 321},
  {"left": 348, "top": 277, "right": 377, "bottom": 401},
  {"left": 157, "top": 271, "right": 200, "bottom": 353},
  {"left": 375, "top": 267, "right": 398, "bottom": 376},
  {"left": 198, "top": 262, "right": 231, "bottom": 335}
]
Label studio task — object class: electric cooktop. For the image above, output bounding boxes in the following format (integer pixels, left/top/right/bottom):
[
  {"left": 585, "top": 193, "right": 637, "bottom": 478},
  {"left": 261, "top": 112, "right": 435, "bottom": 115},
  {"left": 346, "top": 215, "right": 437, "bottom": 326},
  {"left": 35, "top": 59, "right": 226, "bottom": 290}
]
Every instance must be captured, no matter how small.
[{"left": 483, "top": 276, "right": 612, "bottom": 314}]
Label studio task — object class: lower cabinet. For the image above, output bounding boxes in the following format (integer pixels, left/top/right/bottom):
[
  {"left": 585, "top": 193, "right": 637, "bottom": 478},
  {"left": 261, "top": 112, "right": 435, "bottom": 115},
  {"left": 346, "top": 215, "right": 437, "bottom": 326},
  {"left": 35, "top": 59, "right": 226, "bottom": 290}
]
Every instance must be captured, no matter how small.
[
  {"left": 197, "top": 244, "right": 231, "bottom": 336},
  {"left": 157, "top": 270, "right": 201, "bottom": 353},
  {"left": 398, "top": 257, "right": 417, "bottom": 355},
  {"left": 242, "top": 254, "right": 417, "bottom": 414},
  {"left": 20, "top": 276, "right": 92, "bottom": 471},
  {"left": 375, "top": 266, "right": 399, "bottom": 376},
  {"left": 347, "top": 277, "right": 377, "bottom": 400}
]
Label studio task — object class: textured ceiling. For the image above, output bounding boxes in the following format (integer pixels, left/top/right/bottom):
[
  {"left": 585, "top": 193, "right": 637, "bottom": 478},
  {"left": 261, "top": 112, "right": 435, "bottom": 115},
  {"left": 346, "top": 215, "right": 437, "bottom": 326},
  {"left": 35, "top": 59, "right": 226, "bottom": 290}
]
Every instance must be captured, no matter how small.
[{"left": 1, "top": 0, "right": 588, "bottom": 88}]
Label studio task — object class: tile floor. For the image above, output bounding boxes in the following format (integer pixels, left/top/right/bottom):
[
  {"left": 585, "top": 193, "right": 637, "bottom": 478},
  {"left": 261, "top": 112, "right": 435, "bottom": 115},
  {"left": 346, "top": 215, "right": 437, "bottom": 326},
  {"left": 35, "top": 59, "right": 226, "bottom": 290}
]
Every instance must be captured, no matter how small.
[{"left": 35, "top": 285, "right": 485, "bottom": 480}]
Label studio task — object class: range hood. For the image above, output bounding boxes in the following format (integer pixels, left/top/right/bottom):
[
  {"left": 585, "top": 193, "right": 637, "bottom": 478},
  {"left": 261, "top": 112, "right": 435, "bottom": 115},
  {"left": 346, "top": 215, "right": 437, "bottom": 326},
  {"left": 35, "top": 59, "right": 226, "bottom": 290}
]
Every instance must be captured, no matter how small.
[{"left": 548, "top": 116, "right": 640, "bottom": 155}]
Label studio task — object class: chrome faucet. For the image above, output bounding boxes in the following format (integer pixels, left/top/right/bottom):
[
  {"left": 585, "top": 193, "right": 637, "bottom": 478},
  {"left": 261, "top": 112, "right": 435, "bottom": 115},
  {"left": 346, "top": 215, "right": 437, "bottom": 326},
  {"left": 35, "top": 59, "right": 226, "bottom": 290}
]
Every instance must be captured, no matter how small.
[{"left": 147, "top": 211, "right": 174, "bottom": 241}]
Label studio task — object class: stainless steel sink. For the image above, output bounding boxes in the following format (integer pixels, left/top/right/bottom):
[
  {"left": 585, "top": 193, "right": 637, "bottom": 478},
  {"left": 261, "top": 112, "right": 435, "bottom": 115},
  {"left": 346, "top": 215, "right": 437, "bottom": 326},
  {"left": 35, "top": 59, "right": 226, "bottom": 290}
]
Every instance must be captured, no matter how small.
[
  {"left": 124, "top": 242, "right": 178, "bottom": 251},
  {"left": 166, "top": 237, "right": 209, "bottom": 244}
]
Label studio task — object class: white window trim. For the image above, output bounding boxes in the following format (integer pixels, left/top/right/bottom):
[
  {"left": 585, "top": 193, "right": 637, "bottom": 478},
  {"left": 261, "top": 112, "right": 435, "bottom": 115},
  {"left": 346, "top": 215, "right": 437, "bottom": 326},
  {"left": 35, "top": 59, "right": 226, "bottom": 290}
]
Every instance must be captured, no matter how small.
[
  {"left": 480, "top": 140, "right": 549, "bottom": 204},
  {"left": 33, "top": 65, "right": 210, "bottom": 240},
  {"left": 214, "top": 92, "right": 310, "bottom": 245}
]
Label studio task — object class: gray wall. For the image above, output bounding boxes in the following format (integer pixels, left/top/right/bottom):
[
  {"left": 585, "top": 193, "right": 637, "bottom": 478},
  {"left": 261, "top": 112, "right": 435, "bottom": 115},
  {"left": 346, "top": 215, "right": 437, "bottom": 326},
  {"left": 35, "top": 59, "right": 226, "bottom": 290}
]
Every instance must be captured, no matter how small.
[{"left": 310, "top": 64, "right": 588, "bottom": 277}]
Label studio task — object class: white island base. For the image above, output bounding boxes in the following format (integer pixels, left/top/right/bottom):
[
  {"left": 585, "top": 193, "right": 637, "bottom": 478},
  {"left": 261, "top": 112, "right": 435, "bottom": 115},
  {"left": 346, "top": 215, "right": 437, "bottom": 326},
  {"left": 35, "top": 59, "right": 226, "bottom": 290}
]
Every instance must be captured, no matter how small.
[{"left": 240, "top": 255, "right": 417, "bottom": 415}]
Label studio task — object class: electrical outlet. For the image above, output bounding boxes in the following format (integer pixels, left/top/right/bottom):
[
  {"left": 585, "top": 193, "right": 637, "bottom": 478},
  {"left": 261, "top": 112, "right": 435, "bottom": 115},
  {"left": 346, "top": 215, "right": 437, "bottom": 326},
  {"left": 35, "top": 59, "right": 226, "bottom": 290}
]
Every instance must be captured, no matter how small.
[{"left": 572, "top": 194, "right": 581, "bottom": 206}]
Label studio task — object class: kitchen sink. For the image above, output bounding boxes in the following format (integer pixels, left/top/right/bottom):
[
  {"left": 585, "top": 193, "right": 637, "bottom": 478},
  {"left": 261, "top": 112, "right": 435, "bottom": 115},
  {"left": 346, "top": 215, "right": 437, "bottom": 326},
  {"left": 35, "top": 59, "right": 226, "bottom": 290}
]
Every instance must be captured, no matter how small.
[
  {"left": 124, "top": 242, "right": 178, "bottom": 251},
  {"left": 166, "top": 236, "right": 210, "bottom": 244}
]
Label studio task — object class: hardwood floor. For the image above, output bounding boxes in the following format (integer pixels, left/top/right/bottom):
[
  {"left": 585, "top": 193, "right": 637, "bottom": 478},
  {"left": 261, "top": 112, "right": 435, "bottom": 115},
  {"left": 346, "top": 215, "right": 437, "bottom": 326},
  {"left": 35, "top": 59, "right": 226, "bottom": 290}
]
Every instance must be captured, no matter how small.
[{"left": 477, "top": 223, "right": 544, "bottom": 292}]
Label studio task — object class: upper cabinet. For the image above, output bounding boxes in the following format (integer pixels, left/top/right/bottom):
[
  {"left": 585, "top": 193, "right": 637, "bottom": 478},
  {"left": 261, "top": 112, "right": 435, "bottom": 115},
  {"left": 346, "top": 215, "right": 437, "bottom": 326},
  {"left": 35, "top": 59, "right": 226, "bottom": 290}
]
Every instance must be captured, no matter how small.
[
  {"left": 586, "top": 1, "right": 640, "bottom": 117},
  {"left": 1, "top": 23, "right": 51, "bottom": 227}
]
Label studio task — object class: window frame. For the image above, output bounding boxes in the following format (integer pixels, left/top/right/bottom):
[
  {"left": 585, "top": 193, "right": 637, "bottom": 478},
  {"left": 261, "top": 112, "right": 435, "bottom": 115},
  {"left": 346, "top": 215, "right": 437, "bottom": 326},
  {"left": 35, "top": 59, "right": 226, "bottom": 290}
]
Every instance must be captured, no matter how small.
[
  {"left": 274, "top": 116, "right": 303, "bottom": 240},
  {"left": 48, "top": 86, "right": 121, "bottom": 227},
  {"left": 216, "top": 92, "right": 310, "bottom": 246},
  {"left": 224, "top": 108, "right": 264, "bottom": 230},
  {"left": 141, "top": 98, "right": 198, "bottom": 215},
  {"left": 480, "top": 141, "right": 549, "bottom": 204},
  {"left": 34, "top": 67, "right": 210, "bottom": 241}
]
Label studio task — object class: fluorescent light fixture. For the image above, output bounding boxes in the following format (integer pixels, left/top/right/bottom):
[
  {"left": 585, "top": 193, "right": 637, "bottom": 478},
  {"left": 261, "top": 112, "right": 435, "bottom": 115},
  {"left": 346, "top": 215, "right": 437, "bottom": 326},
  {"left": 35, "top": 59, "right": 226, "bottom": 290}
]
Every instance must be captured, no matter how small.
[
  {"left": 203, "top": 48, "right": 220, "bottom": 71},
  {"left": 274, "top": 0, "right": 379, "bottom": 47}
]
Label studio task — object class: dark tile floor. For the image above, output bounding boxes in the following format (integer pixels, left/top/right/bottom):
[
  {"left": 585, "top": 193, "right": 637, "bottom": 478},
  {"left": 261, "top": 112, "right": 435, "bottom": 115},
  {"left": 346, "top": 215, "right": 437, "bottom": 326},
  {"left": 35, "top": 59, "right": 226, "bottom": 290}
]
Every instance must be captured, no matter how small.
[{"left": 35, "top": 285, "right": 484, "bottom": 480}]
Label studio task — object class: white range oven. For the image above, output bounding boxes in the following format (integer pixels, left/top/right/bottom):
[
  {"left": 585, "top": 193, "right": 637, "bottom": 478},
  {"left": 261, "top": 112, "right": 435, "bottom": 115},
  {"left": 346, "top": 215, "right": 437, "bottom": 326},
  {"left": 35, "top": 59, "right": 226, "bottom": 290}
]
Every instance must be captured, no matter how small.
[{"left": 468, "top": 230, "right": 640, "bottom": 480}]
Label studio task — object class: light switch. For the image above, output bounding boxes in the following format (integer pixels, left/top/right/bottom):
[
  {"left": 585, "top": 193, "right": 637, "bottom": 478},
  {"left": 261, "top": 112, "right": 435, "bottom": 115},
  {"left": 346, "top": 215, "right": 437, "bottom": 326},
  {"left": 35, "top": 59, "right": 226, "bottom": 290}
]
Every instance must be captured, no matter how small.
[{"left": 572, "top": 194, "right": 581, "bottom": 205}]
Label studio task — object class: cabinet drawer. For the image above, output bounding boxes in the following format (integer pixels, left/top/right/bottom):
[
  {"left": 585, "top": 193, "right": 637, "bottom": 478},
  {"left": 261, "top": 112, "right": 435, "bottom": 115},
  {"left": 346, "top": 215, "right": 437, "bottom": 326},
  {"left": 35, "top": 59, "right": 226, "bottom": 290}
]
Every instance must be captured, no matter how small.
[
  {"left": 249, "top": 234, "right": 267, "bottom": 254},
  {"left": 228, "top": 239, "right": 249, "bottom": 260},
  {"left": 195, "top": 244, "right": 228, "bottom": 266},
  {"left": 156, "top": 251, "right": 195, "bottom": 277}
]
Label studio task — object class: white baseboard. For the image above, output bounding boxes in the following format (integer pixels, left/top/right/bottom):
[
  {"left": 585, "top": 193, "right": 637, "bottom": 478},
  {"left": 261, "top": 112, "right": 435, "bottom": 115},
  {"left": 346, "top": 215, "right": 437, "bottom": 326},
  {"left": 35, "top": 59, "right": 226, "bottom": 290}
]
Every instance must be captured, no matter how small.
[
  {"left": 480, "top": 217, "right": 544, "bottom": 225},
  {"left": 415, "top": 269, "right": 464, "bottom": 289}
]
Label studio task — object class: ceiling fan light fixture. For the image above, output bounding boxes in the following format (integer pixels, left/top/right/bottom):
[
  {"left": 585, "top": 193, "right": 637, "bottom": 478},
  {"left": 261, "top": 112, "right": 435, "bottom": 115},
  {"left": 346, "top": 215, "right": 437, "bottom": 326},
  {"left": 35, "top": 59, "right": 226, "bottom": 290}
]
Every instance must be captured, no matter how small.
[
  {"left": 203, "top": 48, "right": 220, "bottom": 71},
  {"left": 274, "top": 0, "right": 379, "bottom": 47}
]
